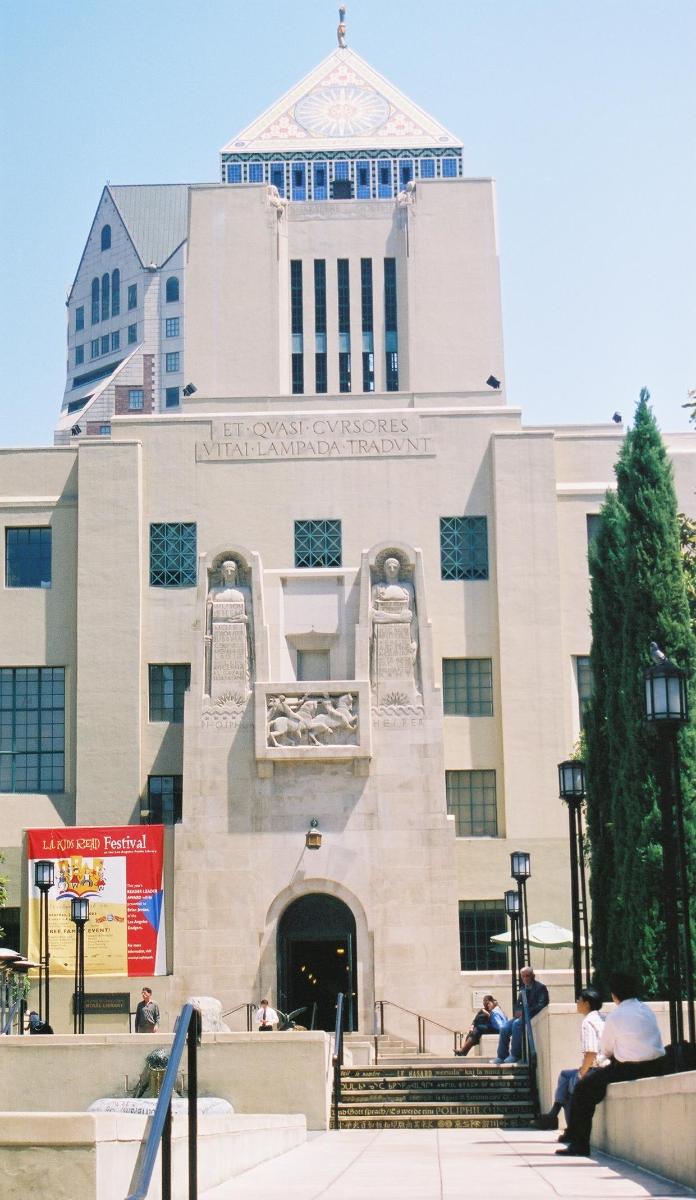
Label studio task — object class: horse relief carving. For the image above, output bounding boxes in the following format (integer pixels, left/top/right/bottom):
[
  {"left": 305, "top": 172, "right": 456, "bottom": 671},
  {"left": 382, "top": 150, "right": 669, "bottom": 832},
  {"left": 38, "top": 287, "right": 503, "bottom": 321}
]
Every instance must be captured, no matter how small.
[{"left": 266, "top": 693, "right": 359, "bottom": 748}]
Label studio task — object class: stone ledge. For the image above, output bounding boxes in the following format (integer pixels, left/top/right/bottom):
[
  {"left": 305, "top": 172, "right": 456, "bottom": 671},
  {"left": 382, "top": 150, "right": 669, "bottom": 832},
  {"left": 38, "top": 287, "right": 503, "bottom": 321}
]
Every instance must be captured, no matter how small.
[{"left": 592, "top": 1069, "right": 696, "bottom": 1189}]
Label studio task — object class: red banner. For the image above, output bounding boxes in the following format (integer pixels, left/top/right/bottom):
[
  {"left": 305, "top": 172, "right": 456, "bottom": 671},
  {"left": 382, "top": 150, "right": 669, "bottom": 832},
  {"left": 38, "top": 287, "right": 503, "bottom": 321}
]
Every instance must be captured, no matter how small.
[{"left": 27, "top": 826, "right": 166, "bottom": 977}]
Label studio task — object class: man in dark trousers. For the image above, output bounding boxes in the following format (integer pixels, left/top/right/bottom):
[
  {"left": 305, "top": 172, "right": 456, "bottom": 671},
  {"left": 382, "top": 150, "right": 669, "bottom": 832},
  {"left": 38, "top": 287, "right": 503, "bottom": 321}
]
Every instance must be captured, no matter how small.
[
  {"left": 135, "top": 986, "right": 160, "bottom": 1033},
  {"left": 557, "top": 970, "right": 665, "bottom": 1157},
  {"left": 494, "top": 966, "right": 549, "bottom": 1063}
]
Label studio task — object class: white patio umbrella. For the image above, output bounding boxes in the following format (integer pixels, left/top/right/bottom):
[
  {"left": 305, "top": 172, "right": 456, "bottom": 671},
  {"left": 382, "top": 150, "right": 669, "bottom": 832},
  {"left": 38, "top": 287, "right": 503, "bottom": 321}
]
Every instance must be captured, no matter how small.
[{"left": 490, "top": 920, "right": 591, "bottom": 949}]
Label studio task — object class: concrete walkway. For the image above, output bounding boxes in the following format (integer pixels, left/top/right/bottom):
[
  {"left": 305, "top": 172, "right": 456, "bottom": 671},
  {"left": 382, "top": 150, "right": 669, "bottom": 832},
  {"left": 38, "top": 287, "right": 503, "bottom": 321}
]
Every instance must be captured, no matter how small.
[{"left": 202, "top": 1129, "right": 694, "bottom": 1200}]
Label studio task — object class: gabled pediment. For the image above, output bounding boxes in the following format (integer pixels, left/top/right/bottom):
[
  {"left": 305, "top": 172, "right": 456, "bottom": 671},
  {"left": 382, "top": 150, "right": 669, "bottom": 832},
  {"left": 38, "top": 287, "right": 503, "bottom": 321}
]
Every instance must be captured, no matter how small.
[{"left": 221, "top": 47, "right": 461, "bottom": 155}]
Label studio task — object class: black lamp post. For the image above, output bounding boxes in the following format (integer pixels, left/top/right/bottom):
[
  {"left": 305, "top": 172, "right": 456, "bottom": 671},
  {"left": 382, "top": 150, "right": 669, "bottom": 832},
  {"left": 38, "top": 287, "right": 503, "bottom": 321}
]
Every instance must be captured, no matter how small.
[
  {"left": 510, "top": 851, "right": 531, "bottom": 968},
  {"left": 34, "top": 860, "right": 54, "bottom": 1028},
  {"left": 504, "top": 889, "right": 521, "bottom": 1012},
  {"left": 71, "top": 897, "right": 89, "bottom": 1034},
  {"left": 644, "top": 648, "right": 695, "bottom": 1063},
  {"left": 558, "top": 761, "right": 591, "bottom": 996}
]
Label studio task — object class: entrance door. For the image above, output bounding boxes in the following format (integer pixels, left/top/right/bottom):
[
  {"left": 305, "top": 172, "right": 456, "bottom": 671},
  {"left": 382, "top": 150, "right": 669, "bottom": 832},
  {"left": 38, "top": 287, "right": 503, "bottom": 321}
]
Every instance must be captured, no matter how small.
[{"left": 278, "top": 894, "right": 357, "bottom": 1031}]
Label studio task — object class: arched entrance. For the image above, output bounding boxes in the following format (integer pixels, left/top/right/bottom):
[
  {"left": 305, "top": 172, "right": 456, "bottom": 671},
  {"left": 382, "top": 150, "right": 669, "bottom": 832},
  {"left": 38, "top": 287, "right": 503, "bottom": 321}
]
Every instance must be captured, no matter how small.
[{"left": 277, "top": 894, "right": 358, "bottom": 1031}]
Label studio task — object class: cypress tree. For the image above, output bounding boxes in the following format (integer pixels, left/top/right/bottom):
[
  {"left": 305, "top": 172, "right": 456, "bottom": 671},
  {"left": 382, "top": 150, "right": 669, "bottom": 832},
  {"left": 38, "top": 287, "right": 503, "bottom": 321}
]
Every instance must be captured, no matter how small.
[{"left": 586, "top": 390, "right": 696, "bottom": 995}]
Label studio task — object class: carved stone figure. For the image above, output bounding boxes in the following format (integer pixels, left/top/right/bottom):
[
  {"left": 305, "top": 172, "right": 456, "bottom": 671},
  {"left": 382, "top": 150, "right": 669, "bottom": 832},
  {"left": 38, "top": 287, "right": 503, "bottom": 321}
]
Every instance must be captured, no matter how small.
[
  {"left": 205, "top": 559, "right": 252, "bottom": 699},
  {"left": 370, "top": 555, "right": 420, "bottom": 705},
  {"left": 337, "top": 5, "right": 347, "bottom": 48},
  {"left": 266, "top": 693, "right": 358, "bottom": 748}
]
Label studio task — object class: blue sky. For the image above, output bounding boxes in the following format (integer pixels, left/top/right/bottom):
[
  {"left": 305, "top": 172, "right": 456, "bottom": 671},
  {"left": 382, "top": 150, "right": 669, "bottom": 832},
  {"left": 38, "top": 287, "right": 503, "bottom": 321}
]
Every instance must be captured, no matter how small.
[{"left": 1, "top": 0, "right": 694, "bottom": 446}]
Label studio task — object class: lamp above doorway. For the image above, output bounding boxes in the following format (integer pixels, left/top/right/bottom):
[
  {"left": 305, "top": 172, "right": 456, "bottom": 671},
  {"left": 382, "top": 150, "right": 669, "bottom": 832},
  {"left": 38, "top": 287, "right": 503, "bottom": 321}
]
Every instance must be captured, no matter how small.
[{"left": 305, "top": 819, "right": 322, "bottom": 850}]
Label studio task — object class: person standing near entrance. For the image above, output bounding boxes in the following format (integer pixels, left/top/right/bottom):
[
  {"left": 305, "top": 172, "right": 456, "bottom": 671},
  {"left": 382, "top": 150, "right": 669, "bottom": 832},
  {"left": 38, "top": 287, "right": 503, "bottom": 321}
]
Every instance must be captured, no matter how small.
[
  {"left": 255, "top": 998, "right": 279, "bottom": 1031},
  {"left": 135, "top": 987, "right": 160, "bottom": 1033}
]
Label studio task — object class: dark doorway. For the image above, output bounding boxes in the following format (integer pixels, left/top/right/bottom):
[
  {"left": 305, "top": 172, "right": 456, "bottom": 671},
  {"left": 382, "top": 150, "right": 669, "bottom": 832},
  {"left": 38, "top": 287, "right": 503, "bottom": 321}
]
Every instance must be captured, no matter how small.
[{"left": 278, "top": 894, "right": 357, "bottom": 1031}]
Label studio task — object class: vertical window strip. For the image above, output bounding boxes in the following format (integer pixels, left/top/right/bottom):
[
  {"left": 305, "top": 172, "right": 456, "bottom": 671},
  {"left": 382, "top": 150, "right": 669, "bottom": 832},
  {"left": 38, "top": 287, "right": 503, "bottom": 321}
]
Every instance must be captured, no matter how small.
[
  {"left": 101, "top": 273, "right": 110, "bottom": 321},
  {"left": 91, "top": 278, "right": 100, "bottom": 324},
  {"left": 314, "top": 259, "right": 327, "bottom": 393},
  {"left": 575, "top": 655, "right": 593, "bottom": 729},
  {"left": 291, "top": 260, "right": 304, "bottom": 395},
  {"left": 384, "top": 257, "right": 399, "bottom": 391},
  {"left": 361, "top": 258, "right": 374, "bottom": 392},
  {"left": 337, "top": 259, "right": 351, "bottom": 393}
]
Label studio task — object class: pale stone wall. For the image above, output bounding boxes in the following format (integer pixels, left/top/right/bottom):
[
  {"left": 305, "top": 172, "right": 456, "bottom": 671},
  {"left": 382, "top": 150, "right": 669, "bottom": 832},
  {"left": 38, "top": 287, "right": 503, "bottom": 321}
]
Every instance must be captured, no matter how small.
[{"left": 594, "top": 1071, "right": 696, "bottom": 1189}]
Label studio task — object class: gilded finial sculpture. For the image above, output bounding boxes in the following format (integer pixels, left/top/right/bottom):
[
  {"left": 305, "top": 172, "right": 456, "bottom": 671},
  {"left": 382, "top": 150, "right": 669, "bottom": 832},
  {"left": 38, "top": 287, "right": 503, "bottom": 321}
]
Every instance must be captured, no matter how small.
[{"left": 337, "top": 5, "right": 347, "bottom": 48}]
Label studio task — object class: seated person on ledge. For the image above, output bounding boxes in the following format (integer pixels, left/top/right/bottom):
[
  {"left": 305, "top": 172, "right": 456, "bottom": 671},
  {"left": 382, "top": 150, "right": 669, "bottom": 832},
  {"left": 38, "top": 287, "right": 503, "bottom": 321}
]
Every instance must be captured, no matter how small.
[
  {"left": 456, "top": 994, "right": 507, "bottom": 1056},
  {"left": 494, "top": 966, "right": 549, "bottom": 1064},
  {"left": 537, "top": 986, "right": 608, "bottom": 1129}
]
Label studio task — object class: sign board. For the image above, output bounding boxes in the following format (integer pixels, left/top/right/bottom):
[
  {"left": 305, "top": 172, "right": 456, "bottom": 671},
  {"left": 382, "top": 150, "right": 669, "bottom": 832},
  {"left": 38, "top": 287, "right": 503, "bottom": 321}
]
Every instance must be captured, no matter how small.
[
  {"left": 27, "top": 826, "right": 166, "bottom": 977},
  {"left": 74, "top": 992, "right": 131, "bottom": 1015}
]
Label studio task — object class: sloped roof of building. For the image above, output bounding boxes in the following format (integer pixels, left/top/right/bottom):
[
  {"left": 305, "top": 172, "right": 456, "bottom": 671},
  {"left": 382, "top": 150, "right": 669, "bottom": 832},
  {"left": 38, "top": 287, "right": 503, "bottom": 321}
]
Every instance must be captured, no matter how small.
[
  {"left": 108, "top": 184, "right": 190, "bottom": 267},
  {"left": 221, "top": 46, "right": 462, "bottom": 155}
]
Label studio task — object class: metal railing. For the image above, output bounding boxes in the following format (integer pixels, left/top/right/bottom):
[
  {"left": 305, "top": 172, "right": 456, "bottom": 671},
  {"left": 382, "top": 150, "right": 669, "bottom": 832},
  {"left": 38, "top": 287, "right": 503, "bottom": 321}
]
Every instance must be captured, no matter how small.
[
  {"left": 126, "top": 1003, "right": 201, "bottom": 1200},
  {"left": 332, "top": 992, "right": 345, "bottom": 1129},
  {"left": 221, "top": 1002, "right": 256, "bottom": 1031},
  {"left": 374, "top": 999, "right": 465, "bottom": 1058},
  {"left": 519, "top": 990, "right": 541, "bottom": 1117}
]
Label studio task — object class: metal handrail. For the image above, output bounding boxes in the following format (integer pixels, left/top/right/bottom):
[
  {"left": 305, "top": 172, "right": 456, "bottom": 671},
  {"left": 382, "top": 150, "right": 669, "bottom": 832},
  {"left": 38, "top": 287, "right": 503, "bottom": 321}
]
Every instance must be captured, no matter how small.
[
  {"left": 332, "top": 993, "right": 345, "bottom": 1129},
  {"left": 519, "top": 991, "right": 541, "bottom": 1118},
  {"left": 126, "top": 1003, "right": 201, "bottom": 1200},
  {"left": 374, "top": 999, "right": 465, "bottom": 1055},
  {"left": 220, "top": 1002, "right": 255, "bottom": 1031}
]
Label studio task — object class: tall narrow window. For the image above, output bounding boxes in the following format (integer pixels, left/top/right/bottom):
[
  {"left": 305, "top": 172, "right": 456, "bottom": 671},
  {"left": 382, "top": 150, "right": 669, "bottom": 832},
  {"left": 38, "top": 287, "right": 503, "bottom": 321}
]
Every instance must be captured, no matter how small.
[
  {"left": 575, "top": 655, "right": 593, "bottom": 729},
  {"left": 142, "top": 775, "right": 182, "bottom": 825},
  {"left": 291, "top": 163, "right": 306, "bottom": 201},
  {"left": 377, "top": 160, "right": 393, "bottom": 198},
  {"left": 291, "top": 260, "right": 304, "bottom": 394},
  {"left": 101, "top": 273, "right": 110, "bottom": 321},
  {"left": 111, "top": 269, "right": 120, "bottom": 316},
  {"left": 419, "top": 158, "right": 435, "bottom": 178},
  {"left": 360, "top": 258, "right": 374, "bottom": 392},
  {"left": 100, "top": 224, "right": 111, "bottom": 251},
  {"left": 0, "top": 667, "right": 65, "bottom": 793},
  {"left": 227, "top": 162, "right": 242, "bottom": 183},
  {"left": 314, "top": 260, "right": 327, "bottom": 393},
  {"left": 442, "top": 157, "right": 458, "bottom": 177},
  {"left": 128, "top": 283, "right": 137, "bottom": 310},
  {"left": 356, "top": 161, "right": 371, "bottom": 198},
  {"left": 313, "top": 162, "right": 327, "bottom": 200},
  {"left": 165, "top": 277, "right": 179, "bottom": 303},
  {"left": 270, "top": 162, "right": 285, "bottom": 196},
  {"left": 384, "top": 257, "right": 399, "bottom": 391},
  {"left": 149, "top": 664, "right": 191, "bottom": 723},
  {"left": 446, "top": 770, "right": 498, "bottom": 836},
  {"left": 75, "top": 306, "right": 85, "bottom": 331},
  {"left": 91, "top": 278, "right": 100, "bottom": 324},
  {"left": 399, "top": 160, "right": 413, "bottom": 189},
  {"left": 248, "top": 161, "right": 264, "bottom": 183},
  {"left": 337, "top": 259, "right": 351, "bottom": 393},
  {"left": 166, "top": 352, "right": 180, "bottom": 373},
  {"left": 458, "top": 901, "right": 506, "bottom": 970}
]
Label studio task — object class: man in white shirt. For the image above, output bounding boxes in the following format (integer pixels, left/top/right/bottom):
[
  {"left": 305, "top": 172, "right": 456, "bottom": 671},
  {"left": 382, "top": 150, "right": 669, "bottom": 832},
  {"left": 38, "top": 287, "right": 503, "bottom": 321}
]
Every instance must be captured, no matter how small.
[
  {"left": 557, "top": 970, "right": 665, "bottom": 1157},
  {"left": 255, "top": 999, "right": 279, "bottom": 1031}
]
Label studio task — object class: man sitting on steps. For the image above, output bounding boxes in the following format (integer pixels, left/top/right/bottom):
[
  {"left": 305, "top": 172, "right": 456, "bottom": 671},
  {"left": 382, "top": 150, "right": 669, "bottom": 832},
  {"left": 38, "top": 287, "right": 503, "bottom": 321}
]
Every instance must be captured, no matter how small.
[{"left": 494, "top": 966, "right": 549, "bottom": 1064}]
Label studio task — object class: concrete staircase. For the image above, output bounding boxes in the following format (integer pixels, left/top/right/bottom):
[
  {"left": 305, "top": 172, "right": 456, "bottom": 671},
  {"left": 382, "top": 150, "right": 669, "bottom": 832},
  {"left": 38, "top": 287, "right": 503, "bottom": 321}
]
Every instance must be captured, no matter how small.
[{"left": 334, "top": 1059, "right": 536, "bottom": 1129}]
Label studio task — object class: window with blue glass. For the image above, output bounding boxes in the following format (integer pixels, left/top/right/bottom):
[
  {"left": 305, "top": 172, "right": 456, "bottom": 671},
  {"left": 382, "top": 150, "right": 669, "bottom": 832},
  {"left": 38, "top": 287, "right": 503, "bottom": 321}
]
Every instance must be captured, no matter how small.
[
  {"left": 331, "top": 159, "right": 352, "bottom": 198},
  {"left": 76, "top": 306, "right": 85, "bottom": 331},
  {"left": 149, "top": 664, "right": 191, "bottom": 723},
  {"left": 166, "top": 352, "right": 180, "bottom": 373},
  {"left": 291, "top": 260, "right": 304, "bottom": 394},
  {"left": 165, "top": 277, "right": 179, "bottom": 303},
  {"left": 441, "top": 157, "right": 458, "bottom": 177},
  {"left": 291, "top": 163, "right": 306, "bottom": 201},
  {"left": 166, "top": 317, "right": 180, "bottom": 338},
  {"left": 91, "top": 278, "right": 100, "bottom": 324},
  {"left": 0, "top": 667, "right": 65, "bottom": 793},
  {"left": 101, "top": 273, "right": 110, "bottom": 321},
  {"left": 440, "top": 516, "right": 489, "bottom": 581},
  {"left": 356, "top": 161, "right": 371, "bottom": 199},
  {"left": 128, "top": 323, "right": 137, "bottom": 344},
  {"left": 270, "top": 163, "right": 285, "bottom": 197},
  {"left": 111, "top": 269, "right": 120, "bottom": 316},
  {"left": 399, "top": 161, "right": 413, "bottom": 189},
  {"left": 101, "top": 334, "right": 109, "bottom": 355},
  {"left": 99, "top": 424, "right": 111, "bottom": 435},
  {"left": 142, "top": 775, "right": 182, "bottom": 825},
  {"left": 111, "top": 331, "right": 120, "bottom": 351},
  {"left": 314, "top": 259, "right": 327, "bottom": 393},
  {"left": 248, "top": 161, "right": 264, "bottom": 183},
  {"left": 313, "top": 162, "right": 327, "bottom": 200},
  {"left": 294, "top": 519, "right": 342, "bottom": 568},
  {"left": 128, "top": 283, "right": 137, "bottom": 310},
  {"left": 419, "top": 159, "right": 435, "bottom": 178},
  {"left": 337, "top": 259, "right": 351, "bottom": 393},
  {"left": 128, "top": 388, "right": 144, "bottom": 411},
  {"left": 378, "top": 161, "right": 393, "bottom": 198},
  {"left": 227, "top": 162, "right": 242, "bottom": 183},
  {"left": 361, "top": 258, "right": 374, "bottom": 392},
  {"left": 6, "top": 527, "right": 51, "bottom": 588},
  {"left": 165, "top": 387, "right": 180, "bottom": 408},
  {"left": 575, "top": 655, "right": 593, "bottom": 729},
  {"left": 384, "top": 257, "right": 399, "bottom": 391},
  {"left": 90, "top": 339, "right": 99, "bottom": 359},
  {"left": 75, "top": 345, "right": 84, "bottom": 366},
  {"left": 150, "top": 522, "right": 197, "bottom": 587},
  {"left": 101, "top": 224, "right": 111, "bottom": 251}
]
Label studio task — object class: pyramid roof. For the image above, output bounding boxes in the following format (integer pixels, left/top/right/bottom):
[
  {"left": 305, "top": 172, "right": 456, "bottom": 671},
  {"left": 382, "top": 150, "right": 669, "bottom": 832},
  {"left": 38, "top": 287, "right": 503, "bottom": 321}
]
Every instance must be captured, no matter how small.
[{"left": 221, "top": 47, "right": 462, "bottom": 156}]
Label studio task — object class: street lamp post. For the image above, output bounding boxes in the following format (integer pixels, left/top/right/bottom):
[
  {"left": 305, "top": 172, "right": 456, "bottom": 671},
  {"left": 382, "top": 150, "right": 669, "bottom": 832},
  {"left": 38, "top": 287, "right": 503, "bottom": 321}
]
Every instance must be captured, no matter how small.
[
  {"left": 70, "top": 897, "right": 90, "bottom": 1035},
  {"left": 34, "top": 860, "right": 54, "bottom": 1028},
  {"left": 644, "top": 650, "right": 695, "bottom": 1064},
  {"left": 558, "top": 761, "right": 591, "bottom": 995},
  {"left": 504, "top": 889, "right": 521, "bottom": 1012},
  {"left": 510, "top": 852, "right": 531, "bottom": 967}
]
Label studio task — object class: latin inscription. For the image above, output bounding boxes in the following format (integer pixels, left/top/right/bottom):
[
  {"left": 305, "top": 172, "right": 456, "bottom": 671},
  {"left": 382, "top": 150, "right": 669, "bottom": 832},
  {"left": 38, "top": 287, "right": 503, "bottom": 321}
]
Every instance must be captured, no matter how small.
[
  {"left": 212, "top": 624, "right": 247, "bottom": 683},
  {"left": 196, "top": 415, "right": 435, "bottom": 463}
]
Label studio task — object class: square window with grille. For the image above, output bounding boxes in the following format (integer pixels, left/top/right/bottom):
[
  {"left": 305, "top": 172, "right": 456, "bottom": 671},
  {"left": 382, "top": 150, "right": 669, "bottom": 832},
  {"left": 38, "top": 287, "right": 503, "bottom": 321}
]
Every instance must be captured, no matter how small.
[
  {"left": 227, "top": 163, "right": 242, "bottom": 183},
  {"left": 5, "top": 527, "right": 52, "bottom": 588},
  {"left": 142, "top": 775, "right": 182, "bottom": 825},
  {"left": 458, "top": 900, "right": 507, "bottom": 970},
  {"left": 294, "top": 519, "right": 342, "bottom": 568},
  {"left": 440, "top": 516, "right": 489, "bottom": 581},
  {"left": 128, "top": 388, "right": 144, "bottom": 411},
  {"left": 575, "top": 655, "right": 593, "bottom": 729},
  {"left": 150, "top": 522, "right": 197, "bottom": 587},
  {"left": 166, "top": 317, "right": 180, "bottom": 338},
  {"left": 446, "top": 769, "right": 497, "bottom": 837},
  {"left": 165, "top": 352, "right": 180, "bottom": 373},
  {"left": 0, "top": 667, "right": 65, "bottom": 793},
  {"left": 443, "top": 659, "right": 493, "bottom": 716},
  {"left": 149, "top": 664, "right": 190, "bottom": 723}
]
